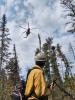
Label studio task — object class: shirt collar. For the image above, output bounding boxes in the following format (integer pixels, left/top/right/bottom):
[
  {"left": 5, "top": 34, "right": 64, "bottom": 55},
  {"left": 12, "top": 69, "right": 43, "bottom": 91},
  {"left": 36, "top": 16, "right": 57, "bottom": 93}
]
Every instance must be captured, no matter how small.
[{"left": 33, "top": 65, "right": 42, "bottom": 70}]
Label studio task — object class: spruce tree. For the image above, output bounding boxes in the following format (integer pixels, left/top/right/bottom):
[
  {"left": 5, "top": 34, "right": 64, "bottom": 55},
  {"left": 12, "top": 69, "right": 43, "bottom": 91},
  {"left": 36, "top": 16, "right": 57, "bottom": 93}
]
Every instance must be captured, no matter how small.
[
  {"left": 57, "top": 44, "right": 72, "bottom": 79},
  {"left": 0, "top": 14, "right": 11, "bottom": 100},
  {"left": 0, "top": 14, "right": 11, "bottom": 72},
  {"left": 6, "top": 44, "right": 20, "bottom": 85},
  {"left": 61, "top": 0, "right": 75, "bottom": 33},
  {"left": 42, "top": 38, "right": 62, "bottom": 84},
  {"left": 42, "top": 37, "right": 52, "bottom": 83}
]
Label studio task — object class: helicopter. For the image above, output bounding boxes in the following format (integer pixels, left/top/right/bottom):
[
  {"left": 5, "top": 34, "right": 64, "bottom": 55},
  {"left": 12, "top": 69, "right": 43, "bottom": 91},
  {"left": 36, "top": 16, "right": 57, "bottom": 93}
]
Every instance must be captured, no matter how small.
[{"left": 19, "top": 22, "right": 39, "bottom": 38}]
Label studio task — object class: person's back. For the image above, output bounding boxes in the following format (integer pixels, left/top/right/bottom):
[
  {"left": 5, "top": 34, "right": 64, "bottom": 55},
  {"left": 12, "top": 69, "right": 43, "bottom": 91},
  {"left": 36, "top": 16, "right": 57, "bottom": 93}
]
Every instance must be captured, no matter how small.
[{"left": 25, "top": 65, "right": 46, "bottom": 100}]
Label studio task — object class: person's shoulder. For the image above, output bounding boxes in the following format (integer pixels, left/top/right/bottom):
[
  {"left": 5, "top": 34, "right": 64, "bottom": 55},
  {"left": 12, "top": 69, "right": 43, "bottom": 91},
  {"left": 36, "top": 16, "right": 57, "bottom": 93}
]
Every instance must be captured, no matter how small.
[
  {"left": 32, "top": 65, "right": 42, "bottom": 71},
  {"left": 32, "top": 65, "right": 43, "bottom": 74}
]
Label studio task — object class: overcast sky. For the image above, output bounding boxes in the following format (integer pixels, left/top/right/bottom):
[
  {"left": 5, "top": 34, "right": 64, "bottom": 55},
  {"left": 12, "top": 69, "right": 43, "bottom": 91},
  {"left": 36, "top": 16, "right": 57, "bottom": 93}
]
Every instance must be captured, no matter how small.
[{"left": 0, "top": 0, "right": 75, "bottom": 79}]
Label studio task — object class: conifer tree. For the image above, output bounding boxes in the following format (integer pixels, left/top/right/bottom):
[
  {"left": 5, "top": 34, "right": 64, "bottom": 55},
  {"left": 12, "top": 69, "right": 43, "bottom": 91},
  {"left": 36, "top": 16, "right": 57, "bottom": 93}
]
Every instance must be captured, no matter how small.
[
  {"left": 0, "top": 14, "right": 11, "bottom": 72},
  {"left": 61, "top": 0, "right": 75, "bottom": 33},
  {"left": 56, "top": 44, "right": 75, "bottom": 98},
  {"left": 42, "top": 37, "right": 52, "bottom": 83},
  {"left": 57, "top": 44, "right": 72, "bottom": 79},
  {"left": 6, "top": 44, "right": 20, "bottom": 85},
  {"left": 42, "top": 38, "right": 63, "bottom": 84},
  {"left": 0, "top": 14, "right": 11, "bottom": 100}
]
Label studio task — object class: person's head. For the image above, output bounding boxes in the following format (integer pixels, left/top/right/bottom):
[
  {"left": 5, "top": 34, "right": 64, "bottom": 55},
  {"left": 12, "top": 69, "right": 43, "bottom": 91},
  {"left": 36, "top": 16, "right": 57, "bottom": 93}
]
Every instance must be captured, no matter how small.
[{"left": 35, "top": 52, "right": 46, "bottom": 68}]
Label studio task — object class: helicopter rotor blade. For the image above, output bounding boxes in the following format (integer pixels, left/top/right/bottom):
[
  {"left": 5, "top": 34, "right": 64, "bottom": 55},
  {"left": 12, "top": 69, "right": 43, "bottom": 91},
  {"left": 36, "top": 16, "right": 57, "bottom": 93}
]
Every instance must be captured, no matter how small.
[
  {"left": 30, "top": 28, "right": 40, "bottom": 30},
  {"left": 22, "top": 31, "right": 27, "bottom": 33},
  {"left": 24, "top": 36, "right": 27, "bottom": 38},
  {"left": 19, "top": 25, "right": 26, "bottom": 29}
]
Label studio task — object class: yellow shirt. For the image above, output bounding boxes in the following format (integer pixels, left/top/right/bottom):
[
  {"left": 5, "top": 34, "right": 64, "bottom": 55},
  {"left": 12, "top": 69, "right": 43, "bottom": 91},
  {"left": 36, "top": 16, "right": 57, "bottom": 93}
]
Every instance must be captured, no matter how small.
[{"left": 25, "top": 65, "right": 46, "bottom": 99}]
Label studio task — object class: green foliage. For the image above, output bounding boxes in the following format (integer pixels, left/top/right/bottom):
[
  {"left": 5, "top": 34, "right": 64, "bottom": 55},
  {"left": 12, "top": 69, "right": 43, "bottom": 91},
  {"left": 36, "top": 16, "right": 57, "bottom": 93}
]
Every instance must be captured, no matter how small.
[
  {"left": 0, "top": 44, "right": 20, "bottom": 100},
  {"left": 6, "top": 44, "right": 20, "bottom": 85},
  {"left": 64, "top": 75, "right": 75, "bottom": 94},
  {"left": 57, "top": 44, "right": 72, "bottom": 79},
  {"left": 42, "top": 38, "right": 62, "bottom": 85},
  {"left": 0, "top": 14, "right": 11, "bottom": 64},
  {"left": 0, "top": 76, "right": 14, "bottom": 100},
  {"left": 42, "top": 37, "right": 52, "bottom": 83}
]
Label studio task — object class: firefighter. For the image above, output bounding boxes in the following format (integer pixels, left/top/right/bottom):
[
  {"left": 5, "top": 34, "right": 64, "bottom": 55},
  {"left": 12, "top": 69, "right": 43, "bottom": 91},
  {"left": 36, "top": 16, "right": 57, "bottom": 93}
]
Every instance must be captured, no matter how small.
[{"left": 25, "top": 52, "right": 47, "bottom": 100}]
